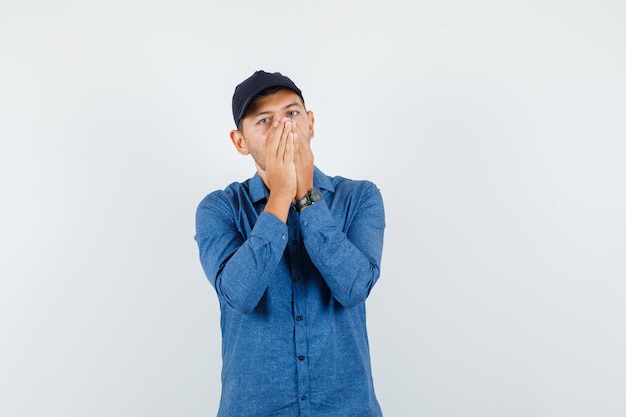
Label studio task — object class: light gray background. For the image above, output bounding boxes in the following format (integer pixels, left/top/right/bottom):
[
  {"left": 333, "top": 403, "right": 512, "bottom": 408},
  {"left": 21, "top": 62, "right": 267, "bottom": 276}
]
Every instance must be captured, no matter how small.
[{"left": 1, "top": 1, "right": 625, "bottom": 416}]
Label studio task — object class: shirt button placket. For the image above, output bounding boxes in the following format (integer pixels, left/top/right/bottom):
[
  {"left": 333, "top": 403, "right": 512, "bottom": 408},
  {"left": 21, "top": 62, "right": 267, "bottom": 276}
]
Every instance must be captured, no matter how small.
[
  {"left": 288, "top": 213, "right": 309, "bottom": 413},
  {"left": 293, "top": 287, "right": 310, "bottom": 411}
]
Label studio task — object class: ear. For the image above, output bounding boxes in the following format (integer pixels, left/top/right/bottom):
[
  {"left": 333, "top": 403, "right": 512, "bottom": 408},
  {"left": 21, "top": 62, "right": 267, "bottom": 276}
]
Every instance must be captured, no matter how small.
[
  {"left": 229, "top": 129, "right": 249, "bottom": 155},
  {"left": 307, "top": 110, "right": 315, "bottom": 138}
]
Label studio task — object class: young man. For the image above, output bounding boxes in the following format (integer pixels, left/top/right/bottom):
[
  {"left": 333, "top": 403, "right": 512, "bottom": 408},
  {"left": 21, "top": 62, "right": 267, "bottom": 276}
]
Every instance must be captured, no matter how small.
[{"left": 195, "top": 70, "right": 385, "bottom": 416}]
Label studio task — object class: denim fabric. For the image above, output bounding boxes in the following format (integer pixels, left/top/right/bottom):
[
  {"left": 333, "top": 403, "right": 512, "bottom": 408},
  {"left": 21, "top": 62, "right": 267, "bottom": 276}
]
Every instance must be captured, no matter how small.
[{"left": 195, "top": 167, "right": 385, "bottom": 417}]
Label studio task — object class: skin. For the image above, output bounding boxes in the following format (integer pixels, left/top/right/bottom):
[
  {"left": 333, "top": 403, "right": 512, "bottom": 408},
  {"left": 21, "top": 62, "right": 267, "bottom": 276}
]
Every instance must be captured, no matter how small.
[{"left": 229, "top": 89, "right": 316, "bottom": 223}]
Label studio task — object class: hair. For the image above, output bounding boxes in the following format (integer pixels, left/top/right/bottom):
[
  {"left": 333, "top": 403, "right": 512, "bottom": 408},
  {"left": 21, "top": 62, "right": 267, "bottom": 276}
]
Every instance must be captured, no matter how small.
[{"left": 237, "top": 87, "right": 306, "bottom": 130}]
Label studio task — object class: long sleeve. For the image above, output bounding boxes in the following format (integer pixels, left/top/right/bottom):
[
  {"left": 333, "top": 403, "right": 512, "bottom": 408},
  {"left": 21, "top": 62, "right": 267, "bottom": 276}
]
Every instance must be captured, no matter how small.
[
  {"left": 299, "top": 180, "right": 385, "bottom": 308},
  {"left": 195, "top": 190, "right": 288, "bottom": 314}
]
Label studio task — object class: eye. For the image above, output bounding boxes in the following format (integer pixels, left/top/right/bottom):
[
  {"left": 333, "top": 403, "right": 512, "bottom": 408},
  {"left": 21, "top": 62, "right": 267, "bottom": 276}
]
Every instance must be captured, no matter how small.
[
  {"left": 288, "top": 110, "right": 299, "bottom": 118},
  {"left": 258, "top": 118, "right": 270, "bottom": 125}
]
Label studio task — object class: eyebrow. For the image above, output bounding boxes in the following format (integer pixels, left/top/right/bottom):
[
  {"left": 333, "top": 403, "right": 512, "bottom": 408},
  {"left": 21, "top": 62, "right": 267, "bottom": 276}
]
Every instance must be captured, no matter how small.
[{"left": 252, "top": 102, "right": 302, "bottom": 119}]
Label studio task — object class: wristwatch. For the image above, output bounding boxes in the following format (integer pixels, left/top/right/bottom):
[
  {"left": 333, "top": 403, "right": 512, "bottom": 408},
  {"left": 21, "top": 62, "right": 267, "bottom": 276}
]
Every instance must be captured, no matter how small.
[{"left": 295, "top": 187, "right": 323, "bottom": 211}]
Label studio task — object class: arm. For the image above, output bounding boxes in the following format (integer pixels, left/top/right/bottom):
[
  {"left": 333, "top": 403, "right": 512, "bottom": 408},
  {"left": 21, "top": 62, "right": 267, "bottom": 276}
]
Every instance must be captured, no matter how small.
[
  {"left": 299, "top": 182, "right": 385, "bottom": 307},
  {"left": 195, "top": 192, "right": 288, "bottom": 314},
  {"left": 196, "top": 119, "right": 296, "bottom": 313}
]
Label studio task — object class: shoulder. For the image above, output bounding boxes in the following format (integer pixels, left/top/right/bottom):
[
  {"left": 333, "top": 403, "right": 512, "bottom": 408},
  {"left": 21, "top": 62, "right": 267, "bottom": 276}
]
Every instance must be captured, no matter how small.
[
  {"left": 322, "top": 173, "right": 385, "bottom": 224},
  {"left": 328, "top": 174, "right": 382, "bottom": 197},
  {"left": 321, "top": 173, "right": 384, "bottom": 214},
  {"left": 196, "top": 179, "right": 253, "bottom": 213},
  {"left": 315, "top": 167, "right": 379, "bottom": 193}
]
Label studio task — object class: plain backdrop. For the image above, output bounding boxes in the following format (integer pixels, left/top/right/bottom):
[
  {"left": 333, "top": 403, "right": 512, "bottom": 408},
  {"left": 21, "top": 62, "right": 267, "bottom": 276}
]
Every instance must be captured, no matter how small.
[{"left": 1, "top": 1, "right": 625, "bottom": 416}]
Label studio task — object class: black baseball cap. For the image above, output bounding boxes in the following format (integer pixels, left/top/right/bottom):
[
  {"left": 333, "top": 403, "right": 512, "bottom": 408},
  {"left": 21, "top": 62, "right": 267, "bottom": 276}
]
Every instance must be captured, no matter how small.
[{"left": 232, "top": 70, "right": 304, "bottom": 127}]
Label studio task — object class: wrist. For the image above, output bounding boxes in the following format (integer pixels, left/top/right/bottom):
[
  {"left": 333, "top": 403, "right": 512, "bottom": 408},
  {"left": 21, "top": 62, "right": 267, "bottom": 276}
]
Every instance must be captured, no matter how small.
[
  {"left": 296, "top": 182, "right": 314, "bottom": 201},
  {"left": 295, "top": 187, "right": 323, "bottom": 212},
  {"left": 265, "top": 193, "right": 294, "bottom": 223}
]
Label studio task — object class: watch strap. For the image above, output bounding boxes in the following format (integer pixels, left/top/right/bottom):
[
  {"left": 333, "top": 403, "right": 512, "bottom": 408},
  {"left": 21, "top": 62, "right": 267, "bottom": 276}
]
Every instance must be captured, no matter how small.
[{"left": 295, "top": 187, "right": 322, "bottom": 211}]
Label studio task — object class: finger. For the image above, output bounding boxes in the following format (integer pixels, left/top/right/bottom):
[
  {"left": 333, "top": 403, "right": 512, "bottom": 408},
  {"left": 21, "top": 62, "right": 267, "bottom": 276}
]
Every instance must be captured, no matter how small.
[
  {"left": 293, "top": 126, "right": 311, "bottom": 158},
  {"left": 293, "top": 120, "right": 309, "bottom": 144},
  {"left": 293, "top": 131, "right": 300, "bottom": 153},
  {"left": 277, "top": 120, "right": 291, "bottom": 153},
  {"left": 285, "top": 132, "right": 295, "bottom": 162},
  {"left": 267, "top": 120, "right": 285, "bottom": 156}
]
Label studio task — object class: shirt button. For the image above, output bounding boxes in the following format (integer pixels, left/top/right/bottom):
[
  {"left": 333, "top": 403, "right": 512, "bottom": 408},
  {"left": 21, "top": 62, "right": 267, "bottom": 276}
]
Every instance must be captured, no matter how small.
[
  {"left": 302, "top": 220, "right": 308, "bottom": 227},
  {"left": 301, "top": 395, "right": 307, "bottom": 401},
  {"left": 281, "top": 234, "right": 286, "bottom": 240},
  {"left": 298, "top": 355, "right": 305, "bottom": 361},
  {"left": 292, "top": 239, "right": 298, "bottom": 245},
  {"left": 296, "top": 316, "right": 303, "bottom": 321}
]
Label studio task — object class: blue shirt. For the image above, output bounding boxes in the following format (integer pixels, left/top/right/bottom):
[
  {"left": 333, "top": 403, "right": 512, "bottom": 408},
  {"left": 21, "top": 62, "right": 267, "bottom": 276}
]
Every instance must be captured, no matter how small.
[{"left": 195, "top": 167, "right": 385, "bottom": 417}]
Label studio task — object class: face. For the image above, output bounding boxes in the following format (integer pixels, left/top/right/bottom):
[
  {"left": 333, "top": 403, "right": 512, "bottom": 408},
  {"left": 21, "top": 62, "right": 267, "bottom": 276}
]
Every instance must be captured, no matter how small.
[{"left": 230, "top": 89, "right": 315, "bottom": 170}]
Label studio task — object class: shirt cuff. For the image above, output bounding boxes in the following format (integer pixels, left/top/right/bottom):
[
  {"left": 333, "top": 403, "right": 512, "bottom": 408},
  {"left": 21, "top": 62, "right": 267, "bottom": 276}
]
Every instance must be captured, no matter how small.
[
  {"left": 250, "top": 211, "right": 290, "bottom": 249},
  {"left": 298, "top": 201, "right": 332, "bottom": 236}
]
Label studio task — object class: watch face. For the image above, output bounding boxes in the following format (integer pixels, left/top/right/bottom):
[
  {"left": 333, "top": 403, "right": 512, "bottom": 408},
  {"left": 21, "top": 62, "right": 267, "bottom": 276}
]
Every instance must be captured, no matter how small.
[
  {"left": 309, "top": 188, "right": 323, "bottom": 202},
  {"left": 296, "top": 187, "right": 323, "bottom": 211}
]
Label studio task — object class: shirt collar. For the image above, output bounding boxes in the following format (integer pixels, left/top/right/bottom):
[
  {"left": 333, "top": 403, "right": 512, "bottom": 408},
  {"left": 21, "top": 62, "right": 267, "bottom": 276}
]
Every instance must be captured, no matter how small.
[{"left": 248, "top": 166, "right": 335, "bottom": 204}]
